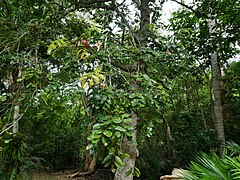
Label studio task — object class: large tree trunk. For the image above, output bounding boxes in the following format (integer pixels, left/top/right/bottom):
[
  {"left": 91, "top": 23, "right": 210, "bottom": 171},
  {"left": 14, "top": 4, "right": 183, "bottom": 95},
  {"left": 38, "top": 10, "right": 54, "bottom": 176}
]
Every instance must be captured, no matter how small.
[
  {"left": 140, "top": 0, "right": 150, "bottom": 43},
  {"left": 208, "top": 19, "right": 225, "bottom": 155},
  {"left": 140, "top": 0, "right": 150, "bottom": 31},
  {"left": 114, "top": 111, "right": 138, "bottom": 180},
  {"left": 114, "top": 0, "right": 153, "bottom": 180},
  {"left": 114, "top": 0, "right": 150, "bottom": 178}
]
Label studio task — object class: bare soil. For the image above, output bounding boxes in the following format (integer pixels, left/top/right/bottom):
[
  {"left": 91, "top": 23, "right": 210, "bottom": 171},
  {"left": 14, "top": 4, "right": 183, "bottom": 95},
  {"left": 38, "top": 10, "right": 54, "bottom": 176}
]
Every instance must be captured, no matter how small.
[{"left": 23, "top": 169, "right": 114, "bottom": 180}]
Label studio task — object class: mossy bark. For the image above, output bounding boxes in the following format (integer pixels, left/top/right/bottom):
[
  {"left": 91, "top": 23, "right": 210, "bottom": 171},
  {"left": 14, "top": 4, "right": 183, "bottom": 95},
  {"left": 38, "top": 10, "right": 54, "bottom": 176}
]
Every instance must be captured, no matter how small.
[{"left": 114, "top": 111, "right": 138, "bottom": 180}]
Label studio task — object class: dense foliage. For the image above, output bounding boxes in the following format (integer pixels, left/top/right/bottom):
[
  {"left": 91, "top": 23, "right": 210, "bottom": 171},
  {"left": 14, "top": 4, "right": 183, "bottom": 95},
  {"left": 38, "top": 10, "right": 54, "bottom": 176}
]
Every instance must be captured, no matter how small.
[{"left": 0, "top": 0, "right": 240, "bottom": 179}]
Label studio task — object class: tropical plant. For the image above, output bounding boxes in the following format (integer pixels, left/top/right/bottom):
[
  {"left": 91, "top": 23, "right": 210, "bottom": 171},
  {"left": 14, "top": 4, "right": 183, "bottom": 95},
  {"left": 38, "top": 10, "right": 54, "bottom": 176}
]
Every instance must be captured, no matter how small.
[
  {"left": 180, "top": 141, "right": 240, "bottom": 180},
  {"left": 0, "top": 0, "right": 240, "bottom": 180},
  {"left": 0, "top": 133, "right": 26, "bottom": 179}
]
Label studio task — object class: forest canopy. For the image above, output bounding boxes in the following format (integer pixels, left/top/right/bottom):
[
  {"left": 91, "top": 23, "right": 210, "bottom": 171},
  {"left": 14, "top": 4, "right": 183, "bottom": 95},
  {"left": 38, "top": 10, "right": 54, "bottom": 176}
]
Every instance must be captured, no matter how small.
[{"left": 0, "top": 0, "right": 240, "bottom": 179}]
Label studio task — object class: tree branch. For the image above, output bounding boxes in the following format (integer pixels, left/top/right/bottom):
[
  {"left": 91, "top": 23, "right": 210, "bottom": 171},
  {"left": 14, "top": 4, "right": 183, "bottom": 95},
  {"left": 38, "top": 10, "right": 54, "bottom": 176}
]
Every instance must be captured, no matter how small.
[
  {"left": 171, "top": 0, "right": 207, "bottom": 19},
  {"left": 79, "top": 4, "right": 114, "bottom": 10},
  {"left": 171, "top": 0, "right": 195, "bottom": 11},
  {"left": 0, "top": 107, "right": 27, "bottom": 136},
  {"left": 64, "top": 0, "right": 114, "bottom": 16},
  {"left": 84, "top": 0, "right": 112, "bottom": 6},
  {"left": 114, "top": 7, "right": 140, "bottom": 47}
]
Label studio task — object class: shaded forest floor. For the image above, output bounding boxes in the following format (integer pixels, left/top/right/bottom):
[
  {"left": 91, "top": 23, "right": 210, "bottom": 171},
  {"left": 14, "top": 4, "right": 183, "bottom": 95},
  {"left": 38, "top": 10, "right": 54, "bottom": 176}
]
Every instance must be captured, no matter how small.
[{"left": 22, "top": 169, "right": 114, "bottom": 180}]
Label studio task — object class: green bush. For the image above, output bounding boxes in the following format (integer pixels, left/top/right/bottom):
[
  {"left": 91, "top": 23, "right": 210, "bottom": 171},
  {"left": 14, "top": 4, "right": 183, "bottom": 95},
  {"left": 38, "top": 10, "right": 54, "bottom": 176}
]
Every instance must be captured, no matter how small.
[{"left": 0, "top": 134, "right": 26, "bottom": 179}]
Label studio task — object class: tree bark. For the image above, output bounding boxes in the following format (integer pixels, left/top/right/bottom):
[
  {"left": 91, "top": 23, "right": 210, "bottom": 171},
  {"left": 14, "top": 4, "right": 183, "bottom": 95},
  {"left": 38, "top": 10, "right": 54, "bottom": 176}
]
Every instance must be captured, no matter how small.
[
  {"left": 13, "top": 102, "right": 20, "bottom": 136},
  {"left": 81, "top": 95, "right": 97, "bottom": 174},
  {"left": 114, "top": 111, "right": 138, "bottom": 180},
  {"left": 68, "top": 95, "right": 96, "bottom": 178},
  {"left": 9, "top": 70, "right": 21, "bottom": 137},
  {"left": 140, "top": 0, "right": 150, "bottom": 31},
  {"left": 171, "top": 0, "right": 226, "bottom": 155},
  {"left": 140, "top": 0, "right": 150, "bottom": 44},
  {"left": 114, "top": 0, "right": 151, "bottom": 178},
  {"left": 208, "top": 18, "right": 225, "bottom": 155}
]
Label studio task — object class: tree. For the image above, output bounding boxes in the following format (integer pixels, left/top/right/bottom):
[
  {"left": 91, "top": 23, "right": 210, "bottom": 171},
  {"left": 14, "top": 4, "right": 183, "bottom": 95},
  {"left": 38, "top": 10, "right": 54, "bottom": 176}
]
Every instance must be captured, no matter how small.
[
  {"left": 208, "top": 17, "right": 225, "bottom": 155},
  {"left": 1, "top": 0, "right": 240, "bottom": 179},
  {"left": 169, "top": 0, "right": 240, "bottom": 155}
]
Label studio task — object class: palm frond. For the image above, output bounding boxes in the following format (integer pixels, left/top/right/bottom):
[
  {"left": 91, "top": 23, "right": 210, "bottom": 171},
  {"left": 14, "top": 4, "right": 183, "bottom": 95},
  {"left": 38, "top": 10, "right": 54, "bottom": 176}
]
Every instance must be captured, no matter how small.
[
  {"left": 182, "top": 152, "right": 233, "bottom": 180},
  {"left": 179, "top": 169, "right": 199, "bottom": 180},
  {"left": 227, "top": 141, "right": 240, "bottom": 154},
  {"left": 181, "top": 141, "right": 240, "bottom": 180}
]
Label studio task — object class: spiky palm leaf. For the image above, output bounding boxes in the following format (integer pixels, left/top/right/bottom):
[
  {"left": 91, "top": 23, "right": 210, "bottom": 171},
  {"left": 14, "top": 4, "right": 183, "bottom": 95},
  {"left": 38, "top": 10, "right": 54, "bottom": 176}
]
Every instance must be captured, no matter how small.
[
  {"left": 226, "top": 141, "right": 240, "bottom": 179},
  {"left": 227, "top": 141, "right": 240, "bottom": 154},
  {"left": 181, "top": 141, "right": 240, "bottom": 180},
  {"left": 181, "top": 152, "right": 233, "bottom": 180}
]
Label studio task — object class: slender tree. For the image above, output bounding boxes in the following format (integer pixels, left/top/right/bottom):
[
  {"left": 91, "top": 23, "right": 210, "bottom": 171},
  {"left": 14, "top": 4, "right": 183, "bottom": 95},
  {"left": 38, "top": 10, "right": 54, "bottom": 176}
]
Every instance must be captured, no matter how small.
[
  {"left": 170, "top": 0, "right": 240, "bottom": 155},
  {"left": 208, "top": 17, "right": 225, "bottom": 154}
]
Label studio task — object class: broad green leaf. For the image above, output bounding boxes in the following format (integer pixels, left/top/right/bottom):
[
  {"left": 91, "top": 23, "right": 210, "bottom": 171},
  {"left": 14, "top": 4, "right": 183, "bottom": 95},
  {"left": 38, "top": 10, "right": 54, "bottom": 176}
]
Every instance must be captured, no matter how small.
[
  {"left": 91, "top": 139, "right": 99, "bottom": 144},
  {"left": 123, "top": 118, "right": 132, "bottom": 123},
  {"left": 93, "top": 123, "right": 101, "bottom": 129},
  {"left": 115, "top": 156, "right": 124, "bottom": 167},
  {"left": 103, "top": 119, "right": 112, "bottom": 125},
  {"left": 131, "top": 99, "right": 138, "bottom": 106},
  {"left": 126, "top": 132, "right": 132, "bottom": 137},
  {"left": 113, "top": 117, "right": 122, "bottom": 124},
  {"left": 4, "top": 139, "right": 12, "bottom": 143},
  {"left": 100, "top": 95, "right": 107, "bottom": 104},
  {"left": 88, "top": 133, "right": 101, "bottom": 141},
  {"left": 121, "top": 114, "right": 130, "bottom": 118},
  {"left": 102, "top": 137, "right": 108, "bottom": 146},
  {"left": 114, "top": 161, "right": 121, "bottom": 169},
  {"left": 115, "top": 126, "right": 126, "bottom": 132},
  {"left": 93, "top": 130, "right": 102, "bottom": 134},
  {"left": 122, "top": 153, "right": 130, "bottom": 158},
  {"left": 96, "top": 73, "right": 105, "bottom": 80},
  {"left": 126, "top": 167, "right": 133, "bottom": 176},
  {"left": 124, "top": 125, "right": 134, "bottom": 130},
  {"left": 102, "top": 154, "right": 112, "bottom": 164},
  {"left": 114, "top": 131, "right": 121, "bottom": 138},
  {"left": 103, "top": 130, "right": 113, "bottom": 137},
  {"left": 108, "top": 147, "right": 116, "bottom": 154},
  {"left": 92, "top": 134, "right": 102, "bottom": 139},
  {"left": 129, "top": 94, "right": 136, "bottom": 98},
  {"left": 133, "top": 167, "right": 141, "bottom": 177},
  {"left": 104, "top": 159, "right": 112, "bottom": 168},
  {"left": 0, "top": 95, "right": 7, "bottom": 102},
  {"left": 93, "top": 75, "right": 100, "bottom": 84}
]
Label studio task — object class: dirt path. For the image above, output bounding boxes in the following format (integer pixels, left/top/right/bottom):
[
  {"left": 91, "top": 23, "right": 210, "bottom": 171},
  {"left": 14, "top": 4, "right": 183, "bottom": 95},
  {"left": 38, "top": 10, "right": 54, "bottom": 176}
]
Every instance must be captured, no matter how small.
[{"left": 23, "top": 169, "right": 114, "bottom": 180}]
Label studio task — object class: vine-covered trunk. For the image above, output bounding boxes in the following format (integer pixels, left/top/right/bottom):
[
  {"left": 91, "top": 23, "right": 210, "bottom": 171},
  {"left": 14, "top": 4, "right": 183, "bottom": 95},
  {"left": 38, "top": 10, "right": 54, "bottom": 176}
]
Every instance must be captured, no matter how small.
[
  {"left": 208, "top": 19, "right": 225, "bottom": 155},
  {"left": 82, "top": 95, "right": 97, "bottom": 174},
  {"left": 114, "top": 0, "right": 150, "bottom": 178},
  {"left": 84, "top": 122, "right": 96, "bottom": 173},
  {"left": 114, "top": 111, "right": 138, "bottom": 180}
]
